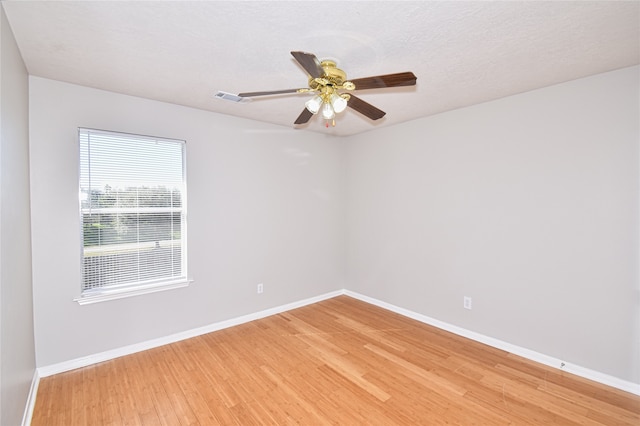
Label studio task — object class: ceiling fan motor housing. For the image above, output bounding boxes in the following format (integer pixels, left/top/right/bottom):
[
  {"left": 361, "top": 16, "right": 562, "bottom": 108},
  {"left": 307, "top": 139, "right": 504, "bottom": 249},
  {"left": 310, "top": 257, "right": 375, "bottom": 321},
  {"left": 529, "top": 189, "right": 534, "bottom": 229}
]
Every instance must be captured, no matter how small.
[{"left": 308, "top": 60, "right": 348, "bottom": 90}]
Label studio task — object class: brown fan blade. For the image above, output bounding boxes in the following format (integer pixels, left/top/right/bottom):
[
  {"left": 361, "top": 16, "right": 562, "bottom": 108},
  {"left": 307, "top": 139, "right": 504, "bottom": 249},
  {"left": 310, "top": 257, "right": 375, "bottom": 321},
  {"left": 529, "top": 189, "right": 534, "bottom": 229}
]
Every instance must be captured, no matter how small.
[
  {"left": 291, "top": 51, "right": 324, "bottom": 79},
  {"left": 350, "top": 72, "right": 417, "bottom": 90},
  {"left": 347, "top": 95, "right": 386, "bottom": 120},
  {"left": 238, "top": 88, "right": 304, "bottom": 97},
  {"left": 294, "top": 108, "right": 314, "bottom": 125}
]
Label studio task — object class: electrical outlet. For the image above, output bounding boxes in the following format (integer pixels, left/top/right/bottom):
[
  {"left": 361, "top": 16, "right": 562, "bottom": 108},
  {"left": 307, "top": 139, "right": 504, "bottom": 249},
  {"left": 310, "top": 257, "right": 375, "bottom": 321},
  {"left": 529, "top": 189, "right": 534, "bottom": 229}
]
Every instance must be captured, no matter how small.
[
  {"left": 257, "top": 283, "right": 264, "bottom": 294},
  {"left": 464, "top": 296, "right": 472, "bottom": 310}
]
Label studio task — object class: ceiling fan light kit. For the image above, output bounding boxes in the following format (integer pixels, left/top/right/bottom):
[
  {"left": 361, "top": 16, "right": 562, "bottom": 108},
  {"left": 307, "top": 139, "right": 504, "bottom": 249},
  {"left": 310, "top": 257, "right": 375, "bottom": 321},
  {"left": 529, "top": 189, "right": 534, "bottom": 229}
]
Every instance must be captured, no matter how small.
[
  {"left": 305, "top": 95, "right": 323, "bottom": 114},
  {"left": 330, "top": 93, "right": 348, "bottom": 113},
  {"left": 221, "top": 51, "right": 416, "bottom": 128},
  {"left": 321, "top": 102, "right": 335, "bottom": 121}
]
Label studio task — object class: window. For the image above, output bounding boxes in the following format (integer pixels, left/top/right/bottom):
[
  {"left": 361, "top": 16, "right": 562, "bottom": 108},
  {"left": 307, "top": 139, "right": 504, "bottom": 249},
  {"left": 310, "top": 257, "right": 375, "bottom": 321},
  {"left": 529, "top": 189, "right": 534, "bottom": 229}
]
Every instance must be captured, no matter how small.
[{"left": 77, "top": 128, "right": 188, "bottom": 304}]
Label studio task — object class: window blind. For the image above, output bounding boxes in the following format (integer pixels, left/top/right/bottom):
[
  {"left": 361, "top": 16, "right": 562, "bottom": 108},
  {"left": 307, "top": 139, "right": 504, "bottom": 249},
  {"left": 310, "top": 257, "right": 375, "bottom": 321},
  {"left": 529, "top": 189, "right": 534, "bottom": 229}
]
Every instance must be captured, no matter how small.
[{"left": 79, "top": 128, "right": 187, "bottom": 295}]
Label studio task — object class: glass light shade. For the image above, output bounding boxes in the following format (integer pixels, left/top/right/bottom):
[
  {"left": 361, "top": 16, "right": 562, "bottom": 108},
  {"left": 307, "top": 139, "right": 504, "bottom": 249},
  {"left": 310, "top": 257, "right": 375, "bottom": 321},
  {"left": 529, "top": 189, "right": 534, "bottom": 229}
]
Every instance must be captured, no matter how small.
[
  {"left": 305, "top": 95, "right": 323, "bottom": 114},
  {"left": 321, "top": 102, "right": 335, "bottom": 120},
  {"left": 330, "top": 93, "right": 348, "bottom": 113}
]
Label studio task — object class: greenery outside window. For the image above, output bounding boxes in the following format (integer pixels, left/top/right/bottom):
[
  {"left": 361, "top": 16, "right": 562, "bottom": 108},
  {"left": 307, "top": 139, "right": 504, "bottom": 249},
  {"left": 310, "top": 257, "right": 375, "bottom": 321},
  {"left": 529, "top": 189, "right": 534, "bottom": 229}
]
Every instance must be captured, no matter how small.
[{"left": 77, "top": 128, "right": 188, "bottom": 304}]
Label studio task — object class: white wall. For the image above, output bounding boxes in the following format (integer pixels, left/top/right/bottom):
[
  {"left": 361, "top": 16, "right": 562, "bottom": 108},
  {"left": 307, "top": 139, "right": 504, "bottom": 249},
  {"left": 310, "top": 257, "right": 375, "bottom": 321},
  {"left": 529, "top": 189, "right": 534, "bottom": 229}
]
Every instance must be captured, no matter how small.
[
  {"left": 0, "top": 6, "right": 36, "bottom": 426},
  {"left": 29, "top": 77, "right": 346, "bottom": 367},
  {"left": 346, "top": 66, "right": 639, "bottom": 384}
]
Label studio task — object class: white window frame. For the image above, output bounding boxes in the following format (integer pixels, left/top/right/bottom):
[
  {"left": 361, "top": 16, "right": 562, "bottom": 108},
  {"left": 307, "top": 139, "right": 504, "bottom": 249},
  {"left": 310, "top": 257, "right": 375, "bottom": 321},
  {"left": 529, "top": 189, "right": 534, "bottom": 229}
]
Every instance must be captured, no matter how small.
[{"left": 75, "top": 128, "right": 191, "bottom": 305}]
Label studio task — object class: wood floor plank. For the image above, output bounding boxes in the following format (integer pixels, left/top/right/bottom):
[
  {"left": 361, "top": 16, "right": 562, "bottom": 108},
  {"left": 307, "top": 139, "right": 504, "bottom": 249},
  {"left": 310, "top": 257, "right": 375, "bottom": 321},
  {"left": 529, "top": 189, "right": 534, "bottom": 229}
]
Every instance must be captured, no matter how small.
[
  {"left": 82, "top": 366, "right": 104, "bottom": 426},
  {"left": 96, "top": 360, "right": 123, "bottom": 426},
  {"left": 31, "top": 296, "right": 640, "bottom": 425}
]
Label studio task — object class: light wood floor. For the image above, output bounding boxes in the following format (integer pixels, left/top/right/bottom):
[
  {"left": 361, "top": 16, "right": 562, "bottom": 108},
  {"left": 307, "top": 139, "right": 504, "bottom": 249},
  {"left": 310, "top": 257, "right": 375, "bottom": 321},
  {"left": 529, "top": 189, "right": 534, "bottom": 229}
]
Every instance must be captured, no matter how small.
[{"left": 32, "top": 296, "right": 639, "bottom": 425}]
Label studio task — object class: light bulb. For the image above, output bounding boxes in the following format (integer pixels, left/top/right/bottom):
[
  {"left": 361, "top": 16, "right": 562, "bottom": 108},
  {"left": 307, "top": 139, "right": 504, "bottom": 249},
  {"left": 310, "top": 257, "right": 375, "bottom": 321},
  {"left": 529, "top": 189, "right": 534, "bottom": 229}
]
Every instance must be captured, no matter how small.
[
  {"left": 321, "top": 102, "right": 335, "bottom": 120},
  {"left": 305, "top": 95, "right": 323, "bottom": 114},
  {"left": 330, "top": 93, "right": 348, "bottom": 113}
]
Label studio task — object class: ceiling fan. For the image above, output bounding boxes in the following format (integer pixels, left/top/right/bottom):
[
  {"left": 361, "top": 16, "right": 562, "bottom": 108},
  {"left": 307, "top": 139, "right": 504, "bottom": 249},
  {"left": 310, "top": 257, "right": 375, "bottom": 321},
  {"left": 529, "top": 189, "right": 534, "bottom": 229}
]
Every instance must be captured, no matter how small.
[{"left": 218, "top": 51, "right": 417, "bottom": 128}]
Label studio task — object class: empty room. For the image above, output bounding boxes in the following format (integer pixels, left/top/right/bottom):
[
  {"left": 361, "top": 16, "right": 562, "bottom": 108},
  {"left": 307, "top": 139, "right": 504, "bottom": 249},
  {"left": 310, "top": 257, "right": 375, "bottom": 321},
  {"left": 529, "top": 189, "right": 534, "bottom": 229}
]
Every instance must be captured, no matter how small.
[{"left": 1, "top": 1, "right": 639, "bottom": 425}]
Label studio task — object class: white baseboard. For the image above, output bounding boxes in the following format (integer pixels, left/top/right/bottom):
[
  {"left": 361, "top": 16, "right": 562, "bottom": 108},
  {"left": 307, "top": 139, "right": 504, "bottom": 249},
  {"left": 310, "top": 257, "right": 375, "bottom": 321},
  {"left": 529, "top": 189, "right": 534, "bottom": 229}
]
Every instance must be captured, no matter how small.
[
  {"left": 344, "top": 290, "right": 640, "bottom": 396},
  {"left": 37, "top": 288, "right": 640, "bottom": 397},
  {"left": 21, "top": 369, "right": 40, "bottom": 426},
  {"left": 37, "top": 290, "right": 343, "bottom": 378}
]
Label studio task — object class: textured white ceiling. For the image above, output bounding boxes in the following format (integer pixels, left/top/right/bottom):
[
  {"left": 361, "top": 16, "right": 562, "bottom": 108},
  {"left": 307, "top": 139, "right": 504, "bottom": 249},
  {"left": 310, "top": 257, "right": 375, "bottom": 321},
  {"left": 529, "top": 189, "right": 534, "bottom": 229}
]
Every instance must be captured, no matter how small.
[{"left": 3, "top": 1, "right": 639, "bottom": 136}]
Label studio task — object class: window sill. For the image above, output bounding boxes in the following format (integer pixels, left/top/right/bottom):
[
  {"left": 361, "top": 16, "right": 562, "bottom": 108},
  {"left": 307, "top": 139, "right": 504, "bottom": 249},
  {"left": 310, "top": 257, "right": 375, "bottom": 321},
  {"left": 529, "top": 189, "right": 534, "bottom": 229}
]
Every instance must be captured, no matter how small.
[{"left": 74, "top": 279, "right": 193, "bottom": 305}]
